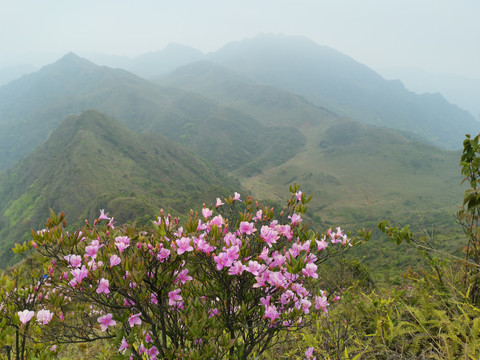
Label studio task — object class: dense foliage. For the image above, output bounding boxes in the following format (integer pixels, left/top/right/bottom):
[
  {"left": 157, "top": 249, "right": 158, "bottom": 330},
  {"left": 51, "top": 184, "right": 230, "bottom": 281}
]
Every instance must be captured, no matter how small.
[{"left": 1, "top": 186, "right": 369, "bottom": 359}]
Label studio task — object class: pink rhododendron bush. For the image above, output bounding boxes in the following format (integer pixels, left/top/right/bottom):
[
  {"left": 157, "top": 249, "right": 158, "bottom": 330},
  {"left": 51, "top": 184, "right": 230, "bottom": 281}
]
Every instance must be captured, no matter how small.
[{"left": 1, "top": 186, "right": 369, "bottom": 359}]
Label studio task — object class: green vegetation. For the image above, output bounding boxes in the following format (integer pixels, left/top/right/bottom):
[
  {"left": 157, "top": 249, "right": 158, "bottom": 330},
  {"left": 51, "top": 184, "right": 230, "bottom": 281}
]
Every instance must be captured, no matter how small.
[
  {"left": 0, "top": 36, "right": 479, "bottom": 358},
  {"left": 206, "top": 34, "right": 479, "bottom": 149},
  {"left": 0, "top": 110, "right": 238, "bottom": 267}
]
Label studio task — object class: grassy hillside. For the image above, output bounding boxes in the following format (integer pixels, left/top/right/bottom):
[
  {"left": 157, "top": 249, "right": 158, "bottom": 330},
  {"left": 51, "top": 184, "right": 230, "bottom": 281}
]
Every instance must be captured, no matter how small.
[
  {"left": 159, "top": 61, "right": 466, "bottom": 280},
  {"left": 0, "top": 110, "right": 237, "bottom": 267}
]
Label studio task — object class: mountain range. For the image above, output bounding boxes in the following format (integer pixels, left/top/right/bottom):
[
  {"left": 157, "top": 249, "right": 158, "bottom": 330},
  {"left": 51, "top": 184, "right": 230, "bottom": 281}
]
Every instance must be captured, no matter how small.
[
  {"left": 0, "top": 34, "right": 473, "bottom": 271},
  {"left": 0, "top": 110, "right": 237, "bottom": 265}
]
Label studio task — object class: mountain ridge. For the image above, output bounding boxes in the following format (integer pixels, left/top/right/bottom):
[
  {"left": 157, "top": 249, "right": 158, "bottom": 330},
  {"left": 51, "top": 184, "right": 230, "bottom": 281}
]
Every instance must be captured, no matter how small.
[{"left": 0, "top": 110, "right": 236, "bottom": 267}]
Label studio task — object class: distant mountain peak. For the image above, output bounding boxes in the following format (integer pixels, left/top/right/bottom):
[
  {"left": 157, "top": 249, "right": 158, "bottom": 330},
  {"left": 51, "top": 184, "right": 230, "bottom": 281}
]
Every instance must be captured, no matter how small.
[{"left": 47, "top": 52, "right": 98, "bottom": 72}]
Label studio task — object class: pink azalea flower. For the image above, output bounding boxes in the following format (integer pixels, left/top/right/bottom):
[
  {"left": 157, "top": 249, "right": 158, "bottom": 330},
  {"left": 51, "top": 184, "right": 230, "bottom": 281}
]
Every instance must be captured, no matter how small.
[
  {"left": 253, "top": 209, "right": 263, "bottom": 221},
  {"left": 97, "top": 313, "right": 116, "bottom": 331},
  {"left": 98, "top": 209, "right": 110, "bottom": 220},
  {"left": 280, "top": 290, "right": 295, "bottom": 305},
  {"left": 267, "top": 271, "right": 286, "bottom": 288},
  {"left": 302, "top": 263, "right": 318, "bottom": 278},
  {"left": 233, "top": 192, "right": 242, "bottom": 202},
  {"left": 115, "top": 236, "right": 130, "bottom": 253},
  {"left": 70, "top": 265, "right": 89, "bottom": 285},
  {"left": 210, "top": 215, "right": 224, "bottom": 228},
  {"left": 151, "top": 293, "right": 158, "bottom": 304},
  {"left": 144, "top": 331, "right": 153, "bottom": 343},
  {"left": 202, "top": 208, "right": 212, "bottom": 218},
  {"left": 85, "top": 240, "right": 103, "bottom": 259},
  {"left": 157, "top": 248, "right": 171, "bottom": 262},
  {"left": 174, "top": 227, "right": 185, "bottom": 238},
  {"left": 110, "top": 254, "right": 121, "bottom": 267},
  {"left": 118, "top": 337, "right": 129, "bottom": 353},
  {"left": 197, "top": 219, "right": 207, "bottom": 231},
  {"left": 176, "top": 237, "right": 193, "bottom": 255},
  {"left": 223, "top": 232, "right": 241, "bottom": 247},
  {"left": 258, "top": 247, "right": 269, "bottom": 261},
  {"left": 228, "top": 261, "right": 246, "bottom": 275},
  {"left": 195, "top": 238, "right": 216, "bottom": 254},
  {"left": 153, "top": 216, "right": 162, "bottom": 226},
  {"left": 239, "top": 221, "right": 256, "bottom": 235},
  {"left": 213, "top": 252, "right": 230, "bottom": 270},
  {"left": 288, "top": 213, "right": 302, "bottom": 226},
  {"left": 226, "top": 245, "right": 240, "bottom": 262},
  {"left": 36, "top": 309, "right": 53, "bottom": 325},
  {"left": 276, "top": 224, "right": 293, "bottom": 240},
  {"left": 64, "top": 254, "right": 82, "bottom": 268},
  {"left": 295, "top": 191, "right": 303, "bottom": 201},
  {"left": 298, "top": 298, "right": 312, "bottom": 314},
  {"left": 316, "top": 238, "right": 328, "bottom": 251},
  {"left": 138, "top": 343, "right": 147, "bottom": 354},
  {"left": 315, "top": 294, "right": 329, "bottom": 314},
  {"left": 168, "top": 289, "right": 182, "bottom": 306},
  {"left": 260, "top": 226, "right": 279, "bottom": 247},
  {"left": 247, "top": 260, "right": 266, "bottom": 276},
  {"left": 264, "top": 305, "right": 280, "bottom": 323},
  {"left": 215, "top": 198, "right": 224, "bottom": 208},
  {"left": 208, "top": 308, "right": 219, "bottom": 318},
  {"left": 50, "top": 345, "right": 57, "bottom": 352},
  {"left": 96, "top": 278, "right": 110, "bottom": 295},
  {"left": 148, "top": 346, "right": 159, "bottom": 359},
  {"left": 175, "top": 269, "right": 193, "bottom": 284},
  {"left": 270, "top": 253, "right": 286, "bottom": 268},
  {"left": 260, "top": 295, "right": 271, "bottom": 306},
  {"left": 305, "top": 347, "right": 314, "bottom": 359},
  {"left": 128, "top": 313, "right": 142, "bottom": 327},
  {"left": 17, "top": 310, "right": 35, "bottom": 324}
]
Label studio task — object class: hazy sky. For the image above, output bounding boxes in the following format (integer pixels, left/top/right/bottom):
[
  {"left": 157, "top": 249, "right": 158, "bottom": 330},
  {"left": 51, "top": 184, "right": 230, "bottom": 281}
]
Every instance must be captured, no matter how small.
[{"left": 1, "top": 0, "right": 479, "bottom": 78}]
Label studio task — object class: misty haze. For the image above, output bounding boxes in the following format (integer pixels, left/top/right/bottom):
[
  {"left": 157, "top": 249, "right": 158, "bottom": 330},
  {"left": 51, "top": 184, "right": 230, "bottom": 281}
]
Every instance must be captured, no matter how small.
[{"left": 1, "top": 1, "right": 480, "bottom": 359}]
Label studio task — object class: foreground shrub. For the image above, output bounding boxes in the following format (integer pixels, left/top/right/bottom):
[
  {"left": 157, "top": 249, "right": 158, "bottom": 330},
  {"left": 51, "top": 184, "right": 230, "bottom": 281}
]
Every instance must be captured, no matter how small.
[{"left": 1, "top": 185, "right": 369, "bottom": 359}]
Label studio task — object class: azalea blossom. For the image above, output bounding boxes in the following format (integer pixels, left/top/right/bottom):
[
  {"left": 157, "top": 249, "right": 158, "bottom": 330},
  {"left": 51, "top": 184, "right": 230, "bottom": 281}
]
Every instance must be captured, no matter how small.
[
  {"left": 64, "top": 254, "right": 82, "bottom": 268},
  {"left": 229, "top": 261, "right": 246, "bottom": 275},
  {"left": 305, "top": 347, "right": 315, "bottom": 359},
  {"left": 315, "top": 293, "right": 329, "bottom": 314},
  {"left": 215, "top": 197, "right": 224, "bottom": 208},
  {"left": 17, "top": 310, "right": 35, "bottom": 324},
  {"left": 175, "top": 269, "right": 193, "bottom": 284},
  {"left": 148, "top": 346, "right": 159, "bottom": 359},
  {"left": 118, "top": 337, "right": 129, "bottom": 353},
  {"left": 295, "top": 191, "right": 303, "bottom": 201},
  {"left": 128, "top": 312, "right": 142, "bottom": 327},
  {"left": 96, "top": 278, "right": 110, "bottom": 295},
  {"left": 36, "top": 309, "right": 53, "bottom": 325},
  {"left": 239, "top": 221, "right": 256, "bottom": 235},
  {"left": 210, "top": 215, "right": 224, "bottom": 228},
  {"left": 110, "top": 254, "right": 121, "bottom": 267},
  {"left": 98, "top": 209, "right": 110, "bottom": 220},
  {"left": 233, "top": 192, "right": 242, "bottom": 202},
  {"left": 70, "top": 265, "right": 89, "bottom": 286},
  {"left": 97, "top": 313, "right": 116, "bottom": 331},
  {"left": 168, "top": 289, "right": 182, "bottom": 306},
  {"left": 288, "top": 213, "right": 302, "bottom": 226},
  {"left": 176, "top": 237, "right": 193, "bottom": 255},
  {"left": 264, "top": 305, "right": 280, "bottom": 323},
  {"left": 85, "top": 240, "right": 103, "bottom": 259},
  {"left": 202, "top": 207, "right": 212, "bottom": 218},
  {"left": 115, "top": 236, "right": 130, "bottom": 253},
  {"left": 260, "top": 226, "right": 279, "bottom": 247}
]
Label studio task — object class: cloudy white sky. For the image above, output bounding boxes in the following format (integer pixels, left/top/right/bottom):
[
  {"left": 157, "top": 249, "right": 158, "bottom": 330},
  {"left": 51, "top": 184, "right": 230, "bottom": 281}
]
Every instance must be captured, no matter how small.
[{"left": 1, "top": 0, "right": 479, "bottom": 78}]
